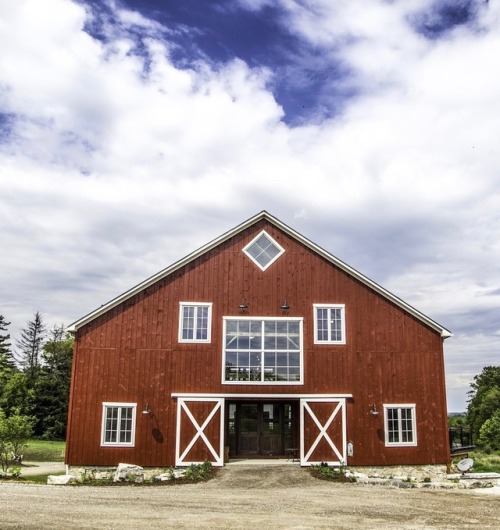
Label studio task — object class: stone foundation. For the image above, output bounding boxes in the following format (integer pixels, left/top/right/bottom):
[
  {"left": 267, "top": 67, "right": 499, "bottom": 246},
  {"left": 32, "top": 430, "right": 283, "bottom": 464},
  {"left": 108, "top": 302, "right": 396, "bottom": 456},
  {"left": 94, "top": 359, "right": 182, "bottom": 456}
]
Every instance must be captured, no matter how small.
[
  {"left": 69, "top": 463, "right": 448, "bottom": 483},
  {"left": 63, "top": 463, "right": 500, "bottom": 489},
  {"left": 68, "top": 465, "right": 177, "bottom": 482},
  {"left": 349, "top": 464, "right": 448, "bottom": 482}
]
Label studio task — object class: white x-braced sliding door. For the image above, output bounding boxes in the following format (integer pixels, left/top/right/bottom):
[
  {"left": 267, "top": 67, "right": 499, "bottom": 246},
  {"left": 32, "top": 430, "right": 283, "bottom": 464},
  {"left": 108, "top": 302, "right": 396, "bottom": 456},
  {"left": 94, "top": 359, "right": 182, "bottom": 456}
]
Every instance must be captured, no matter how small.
[
  {"left": 300, "top": 398, "right": 347, "bottom": 466},
  {"left": 175, "top": 397, "right": 225, "bottom": 466}
]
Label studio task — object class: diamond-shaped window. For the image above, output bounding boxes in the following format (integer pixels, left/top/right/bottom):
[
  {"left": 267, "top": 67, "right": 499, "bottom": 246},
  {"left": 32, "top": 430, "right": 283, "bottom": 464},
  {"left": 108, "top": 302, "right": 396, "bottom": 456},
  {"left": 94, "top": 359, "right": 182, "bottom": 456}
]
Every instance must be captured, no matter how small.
[{"left": 243, "top": 230, "right": 285, "bottom": 271}]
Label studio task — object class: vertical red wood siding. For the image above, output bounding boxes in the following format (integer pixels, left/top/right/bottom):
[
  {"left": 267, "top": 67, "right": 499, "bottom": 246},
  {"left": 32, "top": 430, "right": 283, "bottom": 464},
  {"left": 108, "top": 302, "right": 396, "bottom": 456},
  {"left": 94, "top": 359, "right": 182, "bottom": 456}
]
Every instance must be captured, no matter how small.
[{"left": 66, "top": 220, "right": 449, "bottom": 467}]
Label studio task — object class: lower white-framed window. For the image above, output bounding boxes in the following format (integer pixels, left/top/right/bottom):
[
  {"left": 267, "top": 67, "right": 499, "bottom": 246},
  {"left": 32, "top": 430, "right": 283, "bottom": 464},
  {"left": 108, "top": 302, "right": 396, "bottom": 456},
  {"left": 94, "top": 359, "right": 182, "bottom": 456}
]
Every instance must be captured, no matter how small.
[
  {"left": 101, "top": 402, "right": 137, "bottom": 447},
  {"left": 384, "top": 404, "right": 417, "bottom": 446}
]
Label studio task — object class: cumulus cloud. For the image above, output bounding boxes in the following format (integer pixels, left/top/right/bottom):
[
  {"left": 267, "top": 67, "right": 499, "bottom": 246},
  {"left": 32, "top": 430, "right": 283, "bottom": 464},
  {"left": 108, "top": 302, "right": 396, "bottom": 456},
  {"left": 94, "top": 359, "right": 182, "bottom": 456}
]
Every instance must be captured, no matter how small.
[{"left": 0, "top": 0, "right": 499, "bottom": 410}]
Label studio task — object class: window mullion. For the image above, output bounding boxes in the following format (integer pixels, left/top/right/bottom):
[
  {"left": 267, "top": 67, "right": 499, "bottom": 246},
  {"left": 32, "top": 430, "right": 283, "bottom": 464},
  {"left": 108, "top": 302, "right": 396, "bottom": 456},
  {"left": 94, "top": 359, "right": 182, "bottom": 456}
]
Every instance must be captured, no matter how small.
[
  {"left": 260, "top": 320, "right": 265, "bottom": 382},
  {"left": 193, "top": 306, "right": 198, "bottom": 337},
  {"left": 116, "top": 407, "right": 122, "bottom": 440},
  {"left": 398, "top": 413, "right": 403, "bottom": 444},
  {"left": 327, "top": 308, "right": 332, "bottom": 342}
]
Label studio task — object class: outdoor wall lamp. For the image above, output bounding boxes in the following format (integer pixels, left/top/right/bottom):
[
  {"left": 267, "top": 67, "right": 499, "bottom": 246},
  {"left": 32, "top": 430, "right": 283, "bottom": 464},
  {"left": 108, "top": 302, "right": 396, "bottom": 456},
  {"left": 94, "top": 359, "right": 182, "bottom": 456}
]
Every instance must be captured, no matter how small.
[
  {"left": 280, "top": 300, "right": 290, "bottom": 312},
  {"left": 239, "top": 301, "right": 248, "bottom": 312},
  {"left": 370, "top": 403, "right": 379, "bottom": 415},
  {"left": 142, "top": 402, "right": 151, "bottom": 415}
]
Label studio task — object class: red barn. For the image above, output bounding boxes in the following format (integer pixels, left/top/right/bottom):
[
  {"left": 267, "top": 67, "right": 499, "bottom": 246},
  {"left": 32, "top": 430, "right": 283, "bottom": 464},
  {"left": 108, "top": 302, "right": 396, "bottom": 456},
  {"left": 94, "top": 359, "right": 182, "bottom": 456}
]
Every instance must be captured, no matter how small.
[{"left": 66, "top": 211, "right": 451, "bottom": 471}]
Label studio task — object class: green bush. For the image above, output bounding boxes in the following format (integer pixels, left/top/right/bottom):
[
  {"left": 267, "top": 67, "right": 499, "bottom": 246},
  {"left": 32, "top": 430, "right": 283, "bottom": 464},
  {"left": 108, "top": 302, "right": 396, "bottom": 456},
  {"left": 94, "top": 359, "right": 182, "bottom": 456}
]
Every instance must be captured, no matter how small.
[
  {"left": 478, "top": 410, "right": 500, "bottom": 452},
  {"left": 184, "top": 460, "right": 213, "bottom": 481},
  {"left": 0, "top": 409, "right": 33, "bottom": 472},
  {"left": 309, "top": 464, "right": 356, "bottom": 482}
]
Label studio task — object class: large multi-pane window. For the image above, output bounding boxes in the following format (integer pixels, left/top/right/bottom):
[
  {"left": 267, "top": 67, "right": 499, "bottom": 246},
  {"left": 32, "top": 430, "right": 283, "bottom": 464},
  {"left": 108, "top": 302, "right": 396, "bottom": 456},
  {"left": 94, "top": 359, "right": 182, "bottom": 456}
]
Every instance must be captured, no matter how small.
[
  {"left": 223, "top": 318, "right": 303, "bottom": 384},
  {"left": 384, "top": 405, "right": 417, "bottom": 446},
  {"left": 101, "top": 403, "right": 136, "bottom": 447},
  {"left": 313, "top": 304, "right": 346, "bottom": 344},
  {"left": 179, "top": 302, "right": 212, "bottom": 343}
]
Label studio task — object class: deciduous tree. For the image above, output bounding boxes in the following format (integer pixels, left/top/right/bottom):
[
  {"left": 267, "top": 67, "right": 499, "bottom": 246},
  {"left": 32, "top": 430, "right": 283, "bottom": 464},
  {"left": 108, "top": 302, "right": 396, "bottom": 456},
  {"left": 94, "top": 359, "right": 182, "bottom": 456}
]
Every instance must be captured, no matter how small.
[
  {"left": 467, "top": 365, "right": 500, "bottom": 443},
  {"left": 0, "top": 372, "right": 36, "bottom": 419},
  {"left": 0, "top": 409, "right": 33, "bottom": 473},
  {"left": 478, "top": 409, "right": 500, "bottom": 452}
]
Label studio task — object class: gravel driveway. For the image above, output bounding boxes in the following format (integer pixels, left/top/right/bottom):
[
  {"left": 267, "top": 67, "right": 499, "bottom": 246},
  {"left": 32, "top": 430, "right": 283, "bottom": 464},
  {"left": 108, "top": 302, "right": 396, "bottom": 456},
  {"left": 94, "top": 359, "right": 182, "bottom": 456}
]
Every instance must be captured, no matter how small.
[
  {"left": 1, "top": 465, "right": 499, "bottom": 529},
  {"left": 18, "top": 461, "right": 66, "bottom": 476}
]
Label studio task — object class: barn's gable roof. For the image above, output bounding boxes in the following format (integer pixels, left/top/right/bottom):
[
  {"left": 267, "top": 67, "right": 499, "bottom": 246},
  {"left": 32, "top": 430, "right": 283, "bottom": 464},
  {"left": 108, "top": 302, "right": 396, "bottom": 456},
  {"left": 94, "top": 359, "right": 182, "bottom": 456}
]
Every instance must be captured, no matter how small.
[{"left": 69, "top": 211, "right": 451, "bottom": 337}]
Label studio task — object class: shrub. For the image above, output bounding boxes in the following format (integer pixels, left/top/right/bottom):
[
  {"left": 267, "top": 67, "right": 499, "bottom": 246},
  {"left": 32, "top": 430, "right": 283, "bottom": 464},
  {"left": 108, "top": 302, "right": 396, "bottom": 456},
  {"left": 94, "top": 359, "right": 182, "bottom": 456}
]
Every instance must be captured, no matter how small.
[
  {"left": 309, "top": 464, "right": 356, "bottom": 482},
  {"left": 184, "top": 460, "right": 213, "bottom": 481},
  {"left": 478, "top": 410, "right": 500, "bottom": 452},
  {"left": 0, "top": 409, "right": 33, "bottom": 473}
]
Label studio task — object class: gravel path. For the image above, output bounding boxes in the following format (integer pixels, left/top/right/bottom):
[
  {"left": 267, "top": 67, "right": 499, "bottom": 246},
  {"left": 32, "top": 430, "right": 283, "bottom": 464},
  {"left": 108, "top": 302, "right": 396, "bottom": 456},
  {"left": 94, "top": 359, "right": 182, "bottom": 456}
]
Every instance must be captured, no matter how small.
[
  {"left": 18, "top": 462, "right": 66, "bottom": 476},
  {"left": 1, "top": 465, "right": 499, "bottom": 529}
]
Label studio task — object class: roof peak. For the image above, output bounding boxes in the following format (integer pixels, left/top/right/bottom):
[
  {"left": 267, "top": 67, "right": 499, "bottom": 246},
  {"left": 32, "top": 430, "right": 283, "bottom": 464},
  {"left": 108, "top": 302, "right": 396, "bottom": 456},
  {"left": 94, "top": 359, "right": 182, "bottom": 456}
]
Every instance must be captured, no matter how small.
[{"left": 69, "top": 212, "right": 451, "bottom": 338}]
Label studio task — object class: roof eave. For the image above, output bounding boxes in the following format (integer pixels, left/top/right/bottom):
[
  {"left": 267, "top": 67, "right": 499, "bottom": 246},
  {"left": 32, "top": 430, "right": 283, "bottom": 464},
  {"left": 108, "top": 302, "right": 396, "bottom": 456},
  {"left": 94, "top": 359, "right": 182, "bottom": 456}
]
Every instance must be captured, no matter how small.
[{"left": 68, "top": 211, "right": 269, "bottom": 331}]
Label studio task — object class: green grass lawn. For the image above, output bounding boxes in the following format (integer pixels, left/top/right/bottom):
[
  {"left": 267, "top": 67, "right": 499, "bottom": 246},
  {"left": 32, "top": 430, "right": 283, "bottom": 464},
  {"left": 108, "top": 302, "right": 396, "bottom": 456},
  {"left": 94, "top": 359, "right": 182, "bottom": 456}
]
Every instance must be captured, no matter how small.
[
  {"left": 22, "top": 439, "right": 66, "bottom": 462},
  {"left": 469, "top": 450, "right": 500, "bottom": 473}
]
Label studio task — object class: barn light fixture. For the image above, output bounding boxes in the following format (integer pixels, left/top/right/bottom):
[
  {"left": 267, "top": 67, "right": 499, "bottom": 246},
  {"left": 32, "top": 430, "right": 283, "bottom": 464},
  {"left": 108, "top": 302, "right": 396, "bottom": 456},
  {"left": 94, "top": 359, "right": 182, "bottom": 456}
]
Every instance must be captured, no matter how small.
[
  {"left": 281, "top": 300, "right": 290, "bottom": 312},
  {"left": 142, "top": 402, "right": 151, "bottom": 415},
  {"left": 370, "top": 403, "right": 379, "bottom": 416},
  {"left": 239, "top": 301, "right": 248, "bottom": 312}
]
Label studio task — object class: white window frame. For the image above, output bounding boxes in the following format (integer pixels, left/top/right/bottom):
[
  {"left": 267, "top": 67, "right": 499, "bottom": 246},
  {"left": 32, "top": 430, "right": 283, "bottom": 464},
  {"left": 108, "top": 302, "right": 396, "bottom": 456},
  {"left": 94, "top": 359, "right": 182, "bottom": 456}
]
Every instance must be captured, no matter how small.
[
  {"left": 178, "top": 302, "right": 213, "bottom": 343},
  {"left": 242, "top": 230, "right": 285, "bottom": 271},
  {"left": 222, "top": 316, "right": 304, "bottom": 385},
  {"left": 313, "top": 304, "right": 346, "bottom": 345},
  {"left": 101, "top": 402, "right": 137, "bottom": 447},
  {"left": 383, "top": 404, "right": 417, "bottom": 447}
]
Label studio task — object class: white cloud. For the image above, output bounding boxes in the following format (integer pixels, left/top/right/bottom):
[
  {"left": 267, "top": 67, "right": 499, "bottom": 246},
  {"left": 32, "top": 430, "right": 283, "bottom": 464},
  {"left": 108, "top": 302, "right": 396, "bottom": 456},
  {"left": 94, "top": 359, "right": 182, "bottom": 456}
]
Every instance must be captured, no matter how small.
[{"left": 0, "top": 0, "right": 499, "bottom": 411}]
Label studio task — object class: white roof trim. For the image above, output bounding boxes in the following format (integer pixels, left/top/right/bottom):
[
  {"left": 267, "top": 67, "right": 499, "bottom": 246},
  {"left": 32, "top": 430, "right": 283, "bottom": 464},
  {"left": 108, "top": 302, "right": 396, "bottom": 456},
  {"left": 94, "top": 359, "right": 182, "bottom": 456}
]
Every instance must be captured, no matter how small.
[{"left": 69, "top": 211, "right": 451, "bottom": 338}]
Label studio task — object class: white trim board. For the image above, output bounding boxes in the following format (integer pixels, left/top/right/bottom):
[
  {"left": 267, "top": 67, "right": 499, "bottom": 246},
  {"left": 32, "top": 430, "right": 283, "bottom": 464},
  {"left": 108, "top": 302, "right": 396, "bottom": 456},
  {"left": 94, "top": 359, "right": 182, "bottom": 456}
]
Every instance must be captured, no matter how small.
[{"left": 171, "top": 393, "right": 353, "bottom": 399}]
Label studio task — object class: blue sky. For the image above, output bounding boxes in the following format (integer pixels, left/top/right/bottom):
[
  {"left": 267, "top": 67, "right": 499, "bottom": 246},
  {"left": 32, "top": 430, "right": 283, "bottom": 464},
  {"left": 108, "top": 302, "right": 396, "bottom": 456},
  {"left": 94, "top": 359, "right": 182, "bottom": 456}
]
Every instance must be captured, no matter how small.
[{"left": 0, "top": 0, "right": 499, "bottom": 411}]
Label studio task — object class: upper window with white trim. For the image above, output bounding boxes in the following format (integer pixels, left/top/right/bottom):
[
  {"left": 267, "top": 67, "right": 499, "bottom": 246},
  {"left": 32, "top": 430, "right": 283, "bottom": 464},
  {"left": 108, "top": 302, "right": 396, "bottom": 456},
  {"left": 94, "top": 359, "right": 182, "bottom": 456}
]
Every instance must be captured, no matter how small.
[
  {"left": 223, "top": 317, "right": 303, "bottom": 384},
  {"left": 101, "top": 403, "right": 136, "bottom": 447},
  {"left": 179, "top": 302, "right": 212, "bottom": 343},
  {"left": 313, "top": 304, "right": 346, "bottom": 344},
  {"left": 384, "top": 404, "right": 417, "bottom": 446},
  {"left": 243, "top": 230, "right": 285, "bottom": 271}
]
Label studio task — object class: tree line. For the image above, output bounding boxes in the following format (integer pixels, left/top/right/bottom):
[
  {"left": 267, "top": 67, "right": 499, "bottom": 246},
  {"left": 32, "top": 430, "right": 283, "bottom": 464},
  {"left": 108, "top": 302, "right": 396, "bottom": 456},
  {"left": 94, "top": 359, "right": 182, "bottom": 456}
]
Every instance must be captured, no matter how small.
[{"left": 0, "top": 312, "right": 73, "bottom": 441}]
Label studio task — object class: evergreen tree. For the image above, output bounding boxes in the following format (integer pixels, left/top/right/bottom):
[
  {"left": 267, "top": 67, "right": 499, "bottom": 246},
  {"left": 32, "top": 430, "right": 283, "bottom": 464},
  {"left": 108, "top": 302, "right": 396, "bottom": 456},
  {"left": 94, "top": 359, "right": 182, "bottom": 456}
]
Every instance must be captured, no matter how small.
[
  {"left": 0, "top": 314, "right": 16, "bottom": 392},
  {"left": 0, "top": 314, "right": 13, "bottom": 357},
  {"left": 15, "top": 311, "right": 46, "bottom": 384},
  {"left": 34, "top": 325, "right": 74, "bottom": 439}
]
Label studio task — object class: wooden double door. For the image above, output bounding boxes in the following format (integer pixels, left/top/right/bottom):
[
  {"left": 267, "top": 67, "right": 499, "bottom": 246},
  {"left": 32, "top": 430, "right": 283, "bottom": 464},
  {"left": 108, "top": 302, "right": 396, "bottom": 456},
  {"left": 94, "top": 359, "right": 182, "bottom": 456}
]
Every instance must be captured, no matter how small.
[{"left": 228, "top": 402, "right": 295, "bottom": 457}]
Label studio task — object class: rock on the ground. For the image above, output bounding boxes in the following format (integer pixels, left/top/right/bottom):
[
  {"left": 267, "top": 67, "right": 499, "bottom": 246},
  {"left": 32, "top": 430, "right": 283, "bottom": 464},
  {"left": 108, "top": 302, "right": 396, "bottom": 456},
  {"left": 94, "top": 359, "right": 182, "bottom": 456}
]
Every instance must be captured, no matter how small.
[
  {"left": 47, "top": 475, "right": 76, "bottom": 485},
  {"left": 113, "top": 463, "right": 144, "bottom": 483},
  {"left": 156, "top": 469, "right": 186, "bottom": 481}
]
